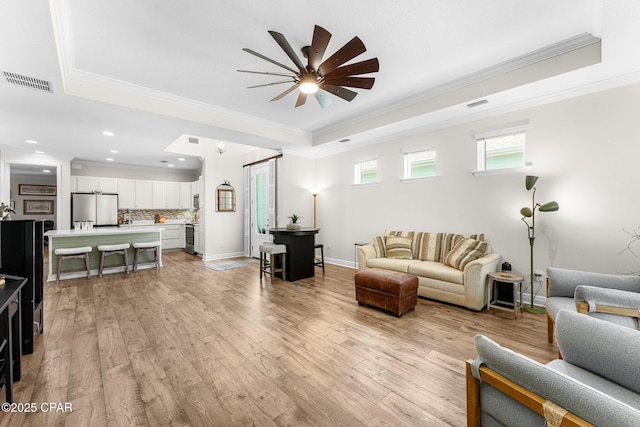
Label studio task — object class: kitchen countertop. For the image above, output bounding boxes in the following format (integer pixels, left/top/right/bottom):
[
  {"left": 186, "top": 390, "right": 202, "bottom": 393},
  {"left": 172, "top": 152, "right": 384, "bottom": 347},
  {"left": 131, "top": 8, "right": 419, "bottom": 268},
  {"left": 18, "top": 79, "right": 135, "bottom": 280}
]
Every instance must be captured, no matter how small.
[{"left": 45, "top": 226, "right": 165, "bottom": 237}]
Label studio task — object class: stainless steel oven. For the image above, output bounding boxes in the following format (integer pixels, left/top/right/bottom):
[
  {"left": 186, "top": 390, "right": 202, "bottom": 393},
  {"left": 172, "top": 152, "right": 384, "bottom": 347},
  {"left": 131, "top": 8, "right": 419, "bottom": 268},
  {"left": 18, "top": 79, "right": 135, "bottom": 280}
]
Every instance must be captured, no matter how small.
[
  {"left": 185, "top": 224, "right": 195, "bottom": 254},
  {"left": 193, "top": 194, "right": 199, "bottom": 210}
]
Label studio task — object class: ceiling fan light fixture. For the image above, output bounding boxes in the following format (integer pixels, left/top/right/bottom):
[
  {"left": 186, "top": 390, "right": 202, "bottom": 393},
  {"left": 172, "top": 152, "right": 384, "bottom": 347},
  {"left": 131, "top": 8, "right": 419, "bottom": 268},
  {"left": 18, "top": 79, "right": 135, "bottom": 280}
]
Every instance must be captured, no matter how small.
[{"left": 299, "top": 74, "right": 319, "bottom": 94}]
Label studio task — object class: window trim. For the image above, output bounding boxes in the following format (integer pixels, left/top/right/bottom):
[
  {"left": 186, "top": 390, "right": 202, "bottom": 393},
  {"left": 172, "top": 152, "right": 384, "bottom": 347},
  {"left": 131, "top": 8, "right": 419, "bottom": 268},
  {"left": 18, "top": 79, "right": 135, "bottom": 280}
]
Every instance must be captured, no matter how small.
[
  {"left": 475, "top": 125, "right": 528, "bottom": 173},
  {"left": 352, "top": 157, "right": 379, "bottom": 185}
]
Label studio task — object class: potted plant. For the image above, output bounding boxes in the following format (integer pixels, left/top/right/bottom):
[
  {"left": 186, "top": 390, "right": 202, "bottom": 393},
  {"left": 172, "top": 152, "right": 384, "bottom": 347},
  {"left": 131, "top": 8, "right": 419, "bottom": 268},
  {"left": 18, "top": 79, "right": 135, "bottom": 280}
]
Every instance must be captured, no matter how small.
[{"left": 286, "top": 214, "right": 302, "bottom": 230}]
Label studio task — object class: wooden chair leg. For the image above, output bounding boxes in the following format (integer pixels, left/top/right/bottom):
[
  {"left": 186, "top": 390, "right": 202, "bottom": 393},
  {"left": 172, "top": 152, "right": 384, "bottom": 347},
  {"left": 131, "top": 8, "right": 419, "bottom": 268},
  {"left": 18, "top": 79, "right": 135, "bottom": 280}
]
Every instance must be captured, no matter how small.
[
  {"left": 99, "top": 251, "right": 105, "bottom": 277},
  {"left": 84, "top": 253, "right": 91, "bottom": 279},
  {"left": 281, "top": 253, "right": 286, "bottom": 281},
  {"left": 320, "top": 246, "right": 325, "bottom": 274},
  {"left": 547, "top": 314, "right": 555, "bottom": 343},
  {"left": 259, "top": 252, "right": 264, "bottom": 279},
  {"left": 270, "top": 254, "right": 275, "bottom": 282},
  {"left": 133, "top": 248, "right": 139, "bottom": 272},
  {"left": 57, "top": 255, "right": 63, "bottom": 283},
  {"left": 123, "top": 249, "right": 129, "bottom": 274}
]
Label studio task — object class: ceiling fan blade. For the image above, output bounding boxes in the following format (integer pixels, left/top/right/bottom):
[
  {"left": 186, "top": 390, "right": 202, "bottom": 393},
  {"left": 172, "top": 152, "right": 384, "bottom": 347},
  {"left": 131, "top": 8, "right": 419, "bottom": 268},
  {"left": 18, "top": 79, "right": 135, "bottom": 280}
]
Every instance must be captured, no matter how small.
[
  {"left": 270, "top": 84, "right": 299, "bottom": 102},
  {"left": 268, "top": 30, "right": 306, "bottom": 71},
  {"left": 322, "top": 76, "right": 375, "bottom": 90},
  {"left": 314, "top": 91, "right": 332, "bottom": 109},
  {"left": 238, "top": 69, "right": 296, "bottom": 78},
  {"left": 242, "top": 48, "right": 300, "bottom": 74},
  {"left": 323, "top": 58, "right": 379, "bottom": 79},
  {"left": 318, "top": 36, "right": 366, "bottom": 76},
  {"left": 320, "top": 84, "right": 358, "bottom": 102},
  {"left": 295, "top": 91, "right": 307, "bottom": 108},
  {"left": 308, "top": 25, "right": 331, "bottom": 71},
  {"left": 247, "top": 79, "right": 296, "bottom": 89}
]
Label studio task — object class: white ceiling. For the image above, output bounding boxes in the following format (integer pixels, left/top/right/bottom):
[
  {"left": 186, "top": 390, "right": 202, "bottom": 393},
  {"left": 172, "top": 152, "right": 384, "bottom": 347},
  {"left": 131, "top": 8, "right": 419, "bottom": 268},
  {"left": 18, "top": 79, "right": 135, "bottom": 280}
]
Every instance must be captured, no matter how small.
[{"left": 1, "top": 1, "right": 640, "bottom": 173}]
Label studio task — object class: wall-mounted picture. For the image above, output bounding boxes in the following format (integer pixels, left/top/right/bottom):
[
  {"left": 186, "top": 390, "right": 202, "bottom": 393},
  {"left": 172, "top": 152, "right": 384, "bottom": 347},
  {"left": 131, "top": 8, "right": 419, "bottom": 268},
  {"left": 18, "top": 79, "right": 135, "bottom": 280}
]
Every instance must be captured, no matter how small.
[
  {"left": 19, "top": 184, "right": 57, "bottom": 196},
  {"left": 24, "top": 199, "right": 55, "bottom": 215}
]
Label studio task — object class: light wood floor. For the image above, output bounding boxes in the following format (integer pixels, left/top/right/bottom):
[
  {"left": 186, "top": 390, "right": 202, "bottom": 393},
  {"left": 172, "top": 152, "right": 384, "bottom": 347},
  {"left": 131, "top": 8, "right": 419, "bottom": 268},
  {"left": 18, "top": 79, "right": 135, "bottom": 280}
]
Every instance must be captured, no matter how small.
[{"left": 2, "top": 250, "right": 557, "bottom": 426}]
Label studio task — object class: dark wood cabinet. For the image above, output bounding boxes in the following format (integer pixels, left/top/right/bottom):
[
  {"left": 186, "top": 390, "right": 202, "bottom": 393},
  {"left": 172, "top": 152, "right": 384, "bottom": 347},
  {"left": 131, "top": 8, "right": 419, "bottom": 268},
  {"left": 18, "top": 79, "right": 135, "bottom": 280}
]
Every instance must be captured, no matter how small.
[
  {"left": 269, "top": 228, "right": 319, "bottom": 281},
  {"left": 0, "top": 220, "right": 44, "bottom": 354}
]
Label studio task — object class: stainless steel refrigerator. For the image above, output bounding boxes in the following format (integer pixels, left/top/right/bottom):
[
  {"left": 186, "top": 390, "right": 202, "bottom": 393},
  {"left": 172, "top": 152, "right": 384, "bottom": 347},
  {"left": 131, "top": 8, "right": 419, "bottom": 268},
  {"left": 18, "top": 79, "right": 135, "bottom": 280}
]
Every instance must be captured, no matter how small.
[{"left": 71, "top": 193, "right": 119, "bottom": 227}]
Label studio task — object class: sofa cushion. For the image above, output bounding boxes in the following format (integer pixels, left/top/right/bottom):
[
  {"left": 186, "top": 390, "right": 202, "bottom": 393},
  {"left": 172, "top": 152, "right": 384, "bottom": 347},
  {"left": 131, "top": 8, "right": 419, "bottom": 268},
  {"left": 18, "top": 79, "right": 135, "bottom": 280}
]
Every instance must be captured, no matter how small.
[
  {"left": 545, "top": 296, "right": 576, "bottom": 320},
  {"left": 385, "top": 236, "right": 413, "bottom": 259},
  {"left": 414, "top": 232, "right": 444, "bottom": 262},
  {"left": 443, "top": 237, "right": 488, "bottom": 270},
  {"left": 367, "top": 258, "right": 422, "bottom": 273},
  {"left": 373, "top": 236, "right": 386, "bottom": 257},
  {"left": 407, "top": 261, "right": 464, "bottom": 285},
  {"left": 555, "top": 309, "right": 640, "bottom": 394}
]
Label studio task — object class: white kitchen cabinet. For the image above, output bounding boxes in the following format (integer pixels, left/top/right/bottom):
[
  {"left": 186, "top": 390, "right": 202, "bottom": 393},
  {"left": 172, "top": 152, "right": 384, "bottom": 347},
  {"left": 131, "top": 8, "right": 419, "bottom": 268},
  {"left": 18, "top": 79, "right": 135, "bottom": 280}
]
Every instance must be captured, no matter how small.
[
  {"left": 135, "top": 180, "right": 153, "bottom": 209},
  {"left": 76, "top": 176, "right": 99, "bottom": 192},
  {"left": 117, "top": 179, "right": 136, "bottom": 209},
  {"left": 98, "top": 177, "right": 118, "bottom": 193},
  {"left": 161, "top": 224, "right": 184, "bottom": 249},
  {"left": 179, "top": 182, "right": 191, "bottom": 209},
  {"left": 152, "top": 182, "right": 167, "bottom": 209},
  {"left": 152, "top": 182, "right": 180, "bottom": 209}
]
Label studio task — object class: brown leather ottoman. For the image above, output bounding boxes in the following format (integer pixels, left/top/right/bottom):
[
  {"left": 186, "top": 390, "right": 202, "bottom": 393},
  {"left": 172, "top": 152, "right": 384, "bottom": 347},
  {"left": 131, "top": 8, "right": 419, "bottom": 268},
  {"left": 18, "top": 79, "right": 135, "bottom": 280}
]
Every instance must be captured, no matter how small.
[{"left": 355, "top": 268, "right": 418, "bottom": 317}]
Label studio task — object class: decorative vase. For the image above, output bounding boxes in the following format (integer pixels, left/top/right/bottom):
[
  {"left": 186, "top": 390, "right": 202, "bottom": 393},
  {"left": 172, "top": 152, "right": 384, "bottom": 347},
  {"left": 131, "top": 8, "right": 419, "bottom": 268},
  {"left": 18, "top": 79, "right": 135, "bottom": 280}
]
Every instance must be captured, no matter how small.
[{"left": 286, "top": 223, "right": 301, "bottom": 231}]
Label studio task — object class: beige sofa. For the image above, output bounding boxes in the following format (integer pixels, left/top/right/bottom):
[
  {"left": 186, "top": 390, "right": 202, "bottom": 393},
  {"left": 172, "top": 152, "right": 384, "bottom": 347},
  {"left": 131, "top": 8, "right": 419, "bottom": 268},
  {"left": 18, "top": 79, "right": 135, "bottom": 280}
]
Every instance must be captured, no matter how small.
[{"left": 357, "top": 231, "right": 500, "bottom": 310}]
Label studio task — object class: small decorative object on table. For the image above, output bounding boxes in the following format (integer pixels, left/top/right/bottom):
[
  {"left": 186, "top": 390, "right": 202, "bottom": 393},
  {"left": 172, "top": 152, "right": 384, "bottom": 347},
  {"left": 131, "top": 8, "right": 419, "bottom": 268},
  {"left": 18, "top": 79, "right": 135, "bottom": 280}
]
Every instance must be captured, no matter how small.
[
  {"left": 0, "top": 276, "right": 5, "bottom": 288},
  {"left": 286, "top": 214, "right": 302, "bottom": 231}
]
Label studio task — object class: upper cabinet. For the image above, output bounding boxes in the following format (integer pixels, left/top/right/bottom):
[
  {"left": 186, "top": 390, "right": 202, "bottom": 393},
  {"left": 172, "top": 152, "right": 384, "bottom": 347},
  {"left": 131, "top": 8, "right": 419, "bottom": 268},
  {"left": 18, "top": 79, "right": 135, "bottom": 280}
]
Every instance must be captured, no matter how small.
[
  {"left": 117, "top": 179, "right": 136, "bottom": 209},
  {"left": 179, "top": 182, "right": 191, "bottom": 209},
  {"left": 72, "top": 175, "right": 194, "bottom": 210}
]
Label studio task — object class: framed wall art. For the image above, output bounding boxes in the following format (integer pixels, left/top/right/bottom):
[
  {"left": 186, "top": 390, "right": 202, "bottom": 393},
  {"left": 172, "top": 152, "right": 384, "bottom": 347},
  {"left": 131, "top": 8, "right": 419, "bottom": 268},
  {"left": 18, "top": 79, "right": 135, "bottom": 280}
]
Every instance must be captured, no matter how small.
[
  {"left": 24, "top": 199, "right": 55, "bottom": 215},
  {"left": 19, "top": 184, "right": 57, "bottom": 196}
]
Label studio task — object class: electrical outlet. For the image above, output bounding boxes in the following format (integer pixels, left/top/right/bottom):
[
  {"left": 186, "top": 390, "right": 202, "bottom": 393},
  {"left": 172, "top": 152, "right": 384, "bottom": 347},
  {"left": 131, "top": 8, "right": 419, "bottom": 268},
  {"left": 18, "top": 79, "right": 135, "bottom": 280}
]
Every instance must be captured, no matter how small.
[
  {"left": 326, "top": 244, "right": 331, "bottom": 252},
  {"left": 534, "top": 269, "right": 544, "bottom": 282}
]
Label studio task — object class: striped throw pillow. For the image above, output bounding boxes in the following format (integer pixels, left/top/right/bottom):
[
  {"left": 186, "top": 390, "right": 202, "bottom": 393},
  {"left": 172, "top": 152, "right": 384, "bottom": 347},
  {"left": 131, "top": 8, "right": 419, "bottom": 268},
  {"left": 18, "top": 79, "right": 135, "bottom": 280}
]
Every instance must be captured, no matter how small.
[
  {"left": 444, "top": 237, "right": 488, "bottom": 270},
  {"left": 385, "top": 236, "right": 414, "bottom": 259},
  {"left": 414, "top": 232, "right": 444, "bottom": 261},
  {"left": 373, "top": 236, "right": 386, "bottom": 257},
  {"left": 440, "top": 233, "right": 465, "bottom": 261}
]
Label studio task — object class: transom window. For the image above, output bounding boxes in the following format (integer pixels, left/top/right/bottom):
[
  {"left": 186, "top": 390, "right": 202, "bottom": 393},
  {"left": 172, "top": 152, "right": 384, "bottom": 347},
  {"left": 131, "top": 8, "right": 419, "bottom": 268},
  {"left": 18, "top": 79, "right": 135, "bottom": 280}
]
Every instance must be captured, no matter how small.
[
  {"left": 404, "top": 148, "right": 436, "bottom": 179},
  {"left": 353, "top": 159, "right": 378, "bottom": 185},
  {"left": 476, "top": 128, "right": 526, "bottom": 171}
]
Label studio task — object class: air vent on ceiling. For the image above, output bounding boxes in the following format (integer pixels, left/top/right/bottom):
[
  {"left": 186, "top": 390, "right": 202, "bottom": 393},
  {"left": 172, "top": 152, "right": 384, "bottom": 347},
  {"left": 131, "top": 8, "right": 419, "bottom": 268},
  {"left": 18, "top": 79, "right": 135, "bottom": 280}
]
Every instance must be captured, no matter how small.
[
  {"left": 467, "top": 99, "right": 488, "bottom": 108},
  {"left": 2, "top": 71, "right": 53, "bottom": 93},
  {"left": 188, "top": 137, "right": 199, "bottom": 144},
  {"left": 339, "top": 138, "right": 351, "bottom": 143}
]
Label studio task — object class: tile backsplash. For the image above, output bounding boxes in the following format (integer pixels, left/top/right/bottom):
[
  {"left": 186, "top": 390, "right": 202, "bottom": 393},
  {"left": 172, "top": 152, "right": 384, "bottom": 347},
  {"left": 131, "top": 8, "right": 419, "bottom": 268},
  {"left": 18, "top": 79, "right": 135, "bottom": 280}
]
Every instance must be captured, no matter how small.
[{"left": 118, "top": 209, "right": 194, "bottom": 222}]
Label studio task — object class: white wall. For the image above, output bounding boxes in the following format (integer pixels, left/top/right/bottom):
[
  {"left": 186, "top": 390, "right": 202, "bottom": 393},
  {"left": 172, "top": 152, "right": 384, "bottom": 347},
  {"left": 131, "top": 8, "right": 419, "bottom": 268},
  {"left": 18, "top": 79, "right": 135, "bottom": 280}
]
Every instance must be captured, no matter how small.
[
  {"left": 71, "top": 163, "right": 198, "bottom": 182},
  {"left": 10, "top": 173, "right": 57, "bottom": 222},
  {"left": 276, "top": 82, "right": 640, "bottom": 298}
]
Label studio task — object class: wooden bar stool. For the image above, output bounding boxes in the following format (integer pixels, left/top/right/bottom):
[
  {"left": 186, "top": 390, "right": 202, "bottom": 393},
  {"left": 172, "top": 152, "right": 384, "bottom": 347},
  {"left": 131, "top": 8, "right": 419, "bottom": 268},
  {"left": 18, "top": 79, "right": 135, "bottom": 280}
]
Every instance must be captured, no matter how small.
[
  {"left": 54, "top": 246, "right": 92, "bottom": 283},
  {"left": 97, "top": 243, "right": 131, "bottom": 277},
  {"left": 314, "top": 243, "right": 325, "bottom": 274},
  {"left": 132, "top": 241, "right": 161, "bottom": 271},
  {"left": 259, "top": 243, "right": 287, "bottom": 282}
]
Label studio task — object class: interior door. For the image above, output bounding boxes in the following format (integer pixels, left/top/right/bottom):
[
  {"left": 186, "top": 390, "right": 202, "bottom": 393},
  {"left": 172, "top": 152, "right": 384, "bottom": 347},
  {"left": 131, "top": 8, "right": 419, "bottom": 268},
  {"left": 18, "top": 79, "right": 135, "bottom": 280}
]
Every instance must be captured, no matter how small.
[{"left": 250, "top": 159, "right": 276, "bottom": 258}]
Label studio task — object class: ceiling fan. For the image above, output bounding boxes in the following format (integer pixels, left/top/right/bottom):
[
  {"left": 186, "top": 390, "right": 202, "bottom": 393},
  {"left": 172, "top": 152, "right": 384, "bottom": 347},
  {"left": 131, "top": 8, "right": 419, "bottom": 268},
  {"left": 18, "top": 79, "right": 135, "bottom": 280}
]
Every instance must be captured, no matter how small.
[{"left": 239, "top": 25, "right": 379, "bottom": 108}]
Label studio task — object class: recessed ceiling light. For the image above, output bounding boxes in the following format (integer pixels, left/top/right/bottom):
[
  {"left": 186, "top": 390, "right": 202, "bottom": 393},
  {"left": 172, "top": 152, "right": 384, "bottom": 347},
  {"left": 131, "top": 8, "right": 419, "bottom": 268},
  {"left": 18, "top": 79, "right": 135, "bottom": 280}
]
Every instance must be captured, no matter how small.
[
  {"left": 102, "top": 131, "right": 114, "bottom": 136},
  {"left": 168, "top": 164, "right": 175, "bottom": 167},
  {"left": 25, "top": 139, "right": 38, "bottom": 144},
  {"left": 106, "top": 158, "right": 114, "bottom": 161},
  {"left": 34, "top": 150, "right": 44, "bottom": 154},
  {"left": 42, "top": 169, "right": 50, "bottom": 173},
  {"left": 110, "top": 150, "right": 119, "bottom": 154},
  {"left": 178, "top": 158, "right": 185, "bottom": 161}
]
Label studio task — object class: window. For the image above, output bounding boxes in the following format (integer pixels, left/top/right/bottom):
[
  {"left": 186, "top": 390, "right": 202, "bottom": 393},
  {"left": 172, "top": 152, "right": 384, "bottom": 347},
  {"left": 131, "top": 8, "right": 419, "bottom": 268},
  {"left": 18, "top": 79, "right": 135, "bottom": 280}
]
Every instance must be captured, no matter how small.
[
  {"left": 353, "top": 159, "right": 377, "bottom": 185},
  {"left": 477, "top": 128, "right": 526, "bottom": 171},
  {"left": 404, "top": 148, "right": 436, "bottom": 179}
]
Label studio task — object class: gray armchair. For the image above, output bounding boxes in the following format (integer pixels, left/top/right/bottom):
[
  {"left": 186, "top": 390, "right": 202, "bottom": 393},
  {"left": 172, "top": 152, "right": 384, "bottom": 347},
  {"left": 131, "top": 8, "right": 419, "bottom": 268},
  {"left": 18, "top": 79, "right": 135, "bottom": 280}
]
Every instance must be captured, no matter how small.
[
  {"left": 574, "top": 285, "right": 640, "bottom": 330},
  {"left": 545, "top": 267, "right": 640, "bottom": 343}
]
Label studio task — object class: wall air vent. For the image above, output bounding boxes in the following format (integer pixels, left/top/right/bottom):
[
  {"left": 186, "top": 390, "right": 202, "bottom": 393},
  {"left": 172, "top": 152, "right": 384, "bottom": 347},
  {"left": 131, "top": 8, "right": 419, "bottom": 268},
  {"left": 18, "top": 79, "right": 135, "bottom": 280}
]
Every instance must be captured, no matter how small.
[
  {"left": 188, "top": 137, "right": 199, "bottom": 144},
  {"left": 467, "top": 99, "right": 488, "bottom": 108},
  {"left": 2, "top": 71, "right": 53, "bottom": 93}
]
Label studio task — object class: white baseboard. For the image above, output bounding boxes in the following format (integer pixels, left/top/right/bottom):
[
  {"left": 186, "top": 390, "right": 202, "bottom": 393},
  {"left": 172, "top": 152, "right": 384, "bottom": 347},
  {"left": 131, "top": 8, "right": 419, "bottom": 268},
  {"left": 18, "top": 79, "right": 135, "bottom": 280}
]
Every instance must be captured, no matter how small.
[{"left": 201, "top": 251, "right": 245, "bottom": 262}]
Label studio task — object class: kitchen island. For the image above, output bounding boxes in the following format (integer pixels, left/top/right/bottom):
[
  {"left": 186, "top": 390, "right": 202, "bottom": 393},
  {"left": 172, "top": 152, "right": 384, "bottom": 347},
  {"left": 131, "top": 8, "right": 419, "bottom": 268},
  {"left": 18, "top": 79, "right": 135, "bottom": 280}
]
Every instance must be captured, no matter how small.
[{"left": 45, "top": 226, "right": 164, "bottom": 281}]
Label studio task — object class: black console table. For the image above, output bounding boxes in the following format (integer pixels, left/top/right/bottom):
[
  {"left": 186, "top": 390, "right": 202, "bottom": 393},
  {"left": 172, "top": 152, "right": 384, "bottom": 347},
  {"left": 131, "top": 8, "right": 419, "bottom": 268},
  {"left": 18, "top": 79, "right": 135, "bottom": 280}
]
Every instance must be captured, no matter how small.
[
  {"left": 0, "top": 275, "right": 27, "bottom": 403},
  {"left": 269, "top": 228, "right": 319, "bottom": 281},
  {"left": 0, "top": 220, "right": 44, "bottom": 354}
]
